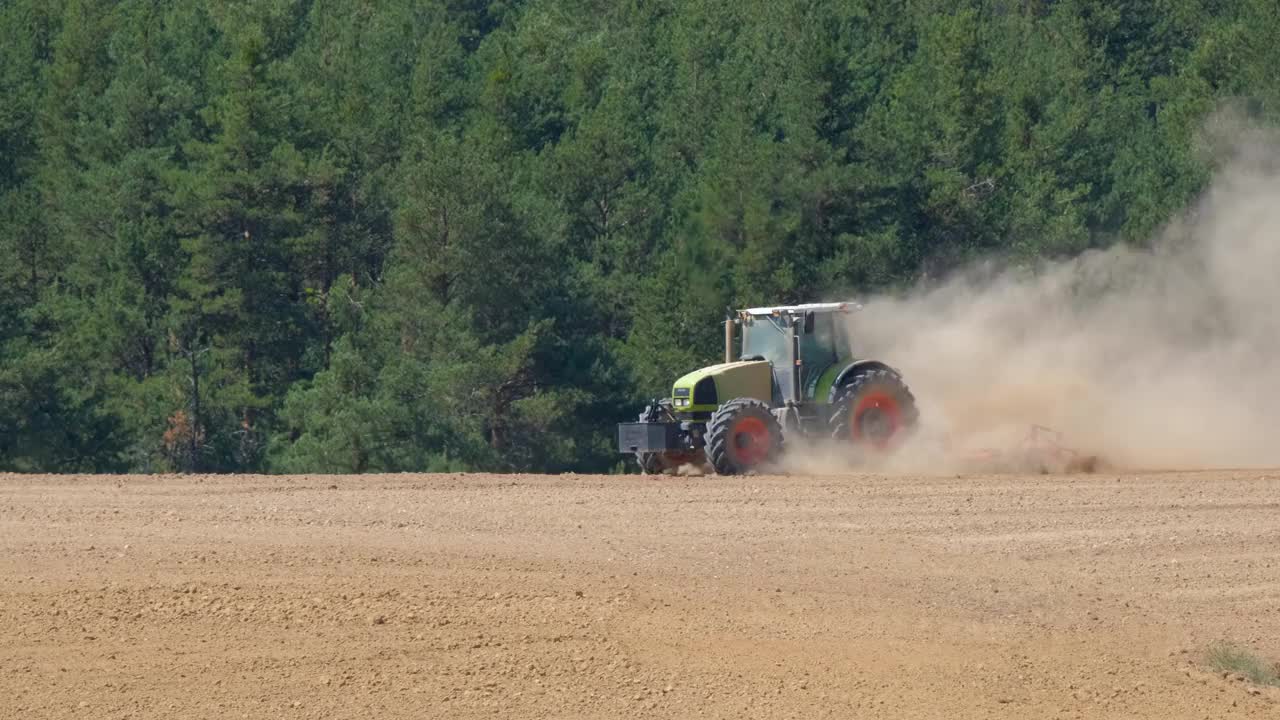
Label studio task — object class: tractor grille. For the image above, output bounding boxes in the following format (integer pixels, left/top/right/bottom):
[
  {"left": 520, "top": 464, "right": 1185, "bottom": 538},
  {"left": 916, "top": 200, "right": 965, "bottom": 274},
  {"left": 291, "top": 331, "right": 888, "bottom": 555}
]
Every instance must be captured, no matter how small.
[{"left": 693, "top": 377, "right": 718, "bottom": 406}]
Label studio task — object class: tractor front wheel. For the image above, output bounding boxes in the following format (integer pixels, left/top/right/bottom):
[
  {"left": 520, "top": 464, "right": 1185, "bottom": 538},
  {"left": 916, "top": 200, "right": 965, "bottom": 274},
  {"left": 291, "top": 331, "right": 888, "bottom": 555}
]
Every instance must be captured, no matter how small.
[
  {"left": 830, "top": 369, "right": 918, "bottom": 451},
  {"left": 705, "top": 398, "right": 784, "bottom": 475}
]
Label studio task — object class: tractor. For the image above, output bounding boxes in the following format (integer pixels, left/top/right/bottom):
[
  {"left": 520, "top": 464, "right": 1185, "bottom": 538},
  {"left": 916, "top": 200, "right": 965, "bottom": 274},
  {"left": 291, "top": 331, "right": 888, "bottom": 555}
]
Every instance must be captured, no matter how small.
[{"left": 617, "top": 302, "right": 918, "bottom": 474}]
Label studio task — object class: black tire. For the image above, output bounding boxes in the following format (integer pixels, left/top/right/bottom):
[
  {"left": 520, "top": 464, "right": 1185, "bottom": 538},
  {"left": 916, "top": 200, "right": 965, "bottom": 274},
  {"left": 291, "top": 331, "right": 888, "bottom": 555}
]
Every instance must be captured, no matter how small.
[
  {"left": 636, "top": 452, "right": 665, "bottom": 475},
  {"left": 705, "top": 398, "right": 784, "bottom": 475},
  {"left": 829, "top": 369, "right": 918, "bottom": 450}
]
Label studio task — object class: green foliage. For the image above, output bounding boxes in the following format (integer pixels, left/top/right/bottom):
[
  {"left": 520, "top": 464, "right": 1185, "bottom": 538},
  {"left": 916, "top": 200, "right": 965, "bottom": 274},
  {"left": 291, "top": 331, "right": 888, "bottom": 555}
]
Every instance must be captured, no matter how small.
[{"left": 0, "top": 0, "right": 1274, "bottom": 473}]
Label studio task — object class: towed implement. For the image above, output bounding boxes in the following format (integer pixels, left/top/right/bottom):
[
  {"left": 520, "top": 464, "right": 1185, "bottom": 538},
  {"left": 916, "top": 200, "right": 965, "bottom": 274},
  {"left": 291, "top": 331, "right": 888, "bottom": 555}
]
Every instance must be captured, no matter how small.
[{"left": 618, "top": 302, "right": 917, "bottom": 475}]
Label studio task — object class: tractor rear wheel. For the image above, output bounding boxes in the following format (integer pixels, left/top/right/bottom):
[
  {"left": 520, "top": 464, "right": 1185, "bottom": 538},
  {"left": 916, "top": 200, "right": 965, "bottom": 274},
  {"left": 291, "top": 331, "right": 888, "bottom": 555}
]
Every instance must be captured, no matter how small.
[
  {"left": 705, "top": 398, "right": 783, "bottom": 475},
  {"left": 830, "top": 369, "right": 918, "bottom": 451}
]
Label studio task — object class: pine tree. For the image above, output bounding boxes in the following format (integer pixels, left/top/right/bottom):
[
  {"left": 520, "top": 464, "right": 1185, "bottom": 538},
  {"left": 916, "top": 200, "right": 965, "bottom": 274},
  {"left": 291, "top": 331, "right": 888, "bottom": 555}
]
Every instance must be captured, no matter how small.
[{"left": 168, "top": 2, "right": 312, "bottom": 470}]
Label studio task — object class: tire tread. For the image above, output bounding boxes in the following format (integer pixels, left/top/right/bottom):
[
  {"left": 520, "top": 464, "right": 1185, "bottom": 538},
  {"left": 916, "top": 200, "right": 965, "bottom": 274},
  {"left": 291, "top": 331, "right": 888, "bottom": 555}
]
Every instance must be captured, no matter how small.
[
  {"left": 705, "top": 397, "right": 783, "bottom": 475},
  {"left": 829, "top": 369, "right": 918, "bottom": 445}
]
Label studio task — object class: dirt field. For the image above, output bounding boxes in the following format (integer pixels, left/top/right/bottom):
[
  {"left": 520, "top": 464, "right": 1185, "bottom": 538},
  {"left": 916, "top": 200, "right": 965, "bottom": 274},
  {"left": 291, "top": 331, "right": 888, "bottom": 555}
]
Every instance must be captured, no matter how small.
[{"left": 3, "top": 471, "right": 1279, "bottom": 719}]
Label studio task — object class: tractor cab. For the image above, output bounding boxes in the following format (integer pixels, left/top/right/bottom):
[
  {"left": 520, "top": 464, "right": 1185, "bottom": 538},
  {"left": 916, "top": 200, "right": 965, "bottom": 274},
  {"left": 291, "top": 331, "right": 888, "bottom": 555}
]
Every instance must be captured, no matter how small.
[{"left": 736, "top": 302, "right": 856, "bottom": 405}]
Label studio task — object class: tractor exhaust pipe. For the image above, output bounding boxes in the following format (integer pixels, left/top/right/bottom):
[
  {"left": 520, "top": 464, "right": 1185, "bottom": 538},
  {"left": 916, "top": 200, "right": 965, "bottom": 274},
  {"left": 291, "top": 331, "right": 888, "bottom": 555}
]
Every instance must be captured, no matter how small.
[{"left": 724, "top": 317, "right": 736, "bottom": 364}]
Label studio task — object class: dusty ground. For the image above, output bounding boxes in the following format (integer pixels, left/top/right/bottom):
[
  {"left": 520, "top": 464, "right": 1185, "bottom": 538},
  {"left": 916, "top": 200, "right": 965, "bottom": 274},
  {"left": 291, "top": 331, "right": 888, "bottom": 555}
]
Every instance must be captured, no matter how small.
[{"left": 2, "top": 471, "right": 1279, "bottom": 719}]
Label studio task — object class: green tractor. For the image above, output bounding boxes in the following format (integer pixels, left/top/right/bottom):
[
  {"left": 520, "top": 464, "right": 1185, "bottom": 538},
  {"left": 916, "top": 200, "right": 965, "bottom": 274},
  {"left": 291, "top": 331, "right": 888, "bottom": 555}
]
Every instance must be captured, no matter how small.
[{"left": 618, "top": 302, "right": 918, "bottom": 475}]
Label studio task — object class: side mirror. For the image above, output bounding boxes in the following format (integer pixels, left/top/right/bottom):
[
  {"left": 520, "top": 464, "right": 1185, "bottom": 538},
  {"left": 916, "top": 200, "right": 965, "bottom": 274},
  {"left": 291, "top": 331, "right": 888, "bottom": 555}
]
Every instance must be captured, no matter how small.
[{"left": 803, "top": 311, "right": 815, "bottom": 334}]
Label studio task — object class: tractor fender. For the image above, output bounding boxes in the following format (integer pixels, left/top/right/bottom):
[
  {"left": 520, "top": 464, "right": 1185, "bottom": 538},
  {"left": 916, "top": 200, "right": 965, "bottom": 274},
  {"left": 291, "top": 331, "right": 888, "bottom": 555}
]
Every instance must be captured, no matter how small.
[{"left": 825, "top": 360, "right": 904, "bottom": 403}]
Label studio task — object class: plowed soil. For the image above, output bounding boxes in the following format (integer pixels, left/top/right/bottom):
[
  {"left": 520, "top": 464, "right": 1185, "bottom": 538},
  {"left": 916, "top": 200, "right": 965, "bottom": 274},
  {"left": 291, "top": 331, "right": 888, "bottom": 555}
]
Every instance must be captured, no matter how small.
[{"left": 3, "top": 471, "right": 1279, "bottom": 719}]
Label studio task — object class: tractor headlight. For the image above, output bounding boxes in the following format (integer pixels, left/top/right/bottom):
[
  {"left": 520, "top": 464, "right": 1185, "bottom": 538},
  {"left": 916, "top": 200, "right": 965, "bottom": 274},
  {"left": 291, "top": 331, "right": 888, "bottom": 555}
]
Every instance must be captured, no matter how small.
[{"left": 672, "top": 398, "right": 690, "bottom": 408}]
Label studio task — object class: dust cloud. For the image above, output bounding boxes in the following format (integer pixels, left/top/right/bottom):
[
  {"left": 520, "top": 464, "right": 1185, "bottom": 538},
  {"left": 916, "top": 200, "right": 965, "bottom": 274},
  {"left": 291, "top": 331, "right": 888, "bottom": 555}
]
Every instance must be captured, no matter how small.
[{"left": 839, "top": 127, "right": 1280, "bottom": 473}]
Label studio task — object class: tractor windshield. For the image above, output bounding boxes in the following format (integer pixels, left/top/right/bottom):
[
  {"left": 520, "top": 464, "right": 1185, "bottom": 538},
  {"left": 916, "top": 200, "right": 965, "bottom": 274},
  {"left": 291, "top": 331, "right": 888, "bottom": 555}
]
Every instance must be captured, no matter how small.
[
  {"left": 740, "top": 316, "right": 790, "bottom": 365},
  {"left": 740, "top": 310, "right": 852, "bottom": 368}
]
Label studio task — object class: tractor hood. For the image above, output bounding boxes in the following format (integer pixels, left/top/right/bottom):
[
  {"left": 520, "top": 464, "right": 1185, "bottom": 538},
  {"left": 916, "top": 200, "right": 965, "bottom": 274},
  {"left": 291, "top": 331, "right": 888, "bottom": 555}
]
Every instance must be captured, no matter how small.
[{"left": 671, "top": 360, "right": 772, "bottom": 413}]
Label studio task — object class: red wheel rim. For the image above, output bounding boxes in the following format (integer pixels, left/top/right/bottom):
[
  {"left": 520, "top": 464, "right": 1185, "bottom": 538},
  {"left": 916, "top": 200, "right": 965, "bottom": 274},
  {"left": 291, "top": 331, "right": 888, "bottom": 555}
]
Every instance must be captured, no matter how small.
[
  {"left": 730, "top": 416, "right": 772, "bottom": 466},
  {"left": 850, "top": 390, "right": 903, "bottom": 449}
]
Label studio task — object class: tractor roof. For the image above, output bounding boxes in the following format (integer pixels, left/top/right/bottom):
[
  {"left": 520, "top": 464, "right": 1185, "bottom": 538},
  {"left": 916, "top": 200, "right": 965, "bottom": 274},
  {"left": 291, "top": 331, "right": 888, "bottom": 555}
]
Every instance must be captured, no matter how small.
[{"left": 740, "top": 301, "right": 863, "bottom": 317}]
